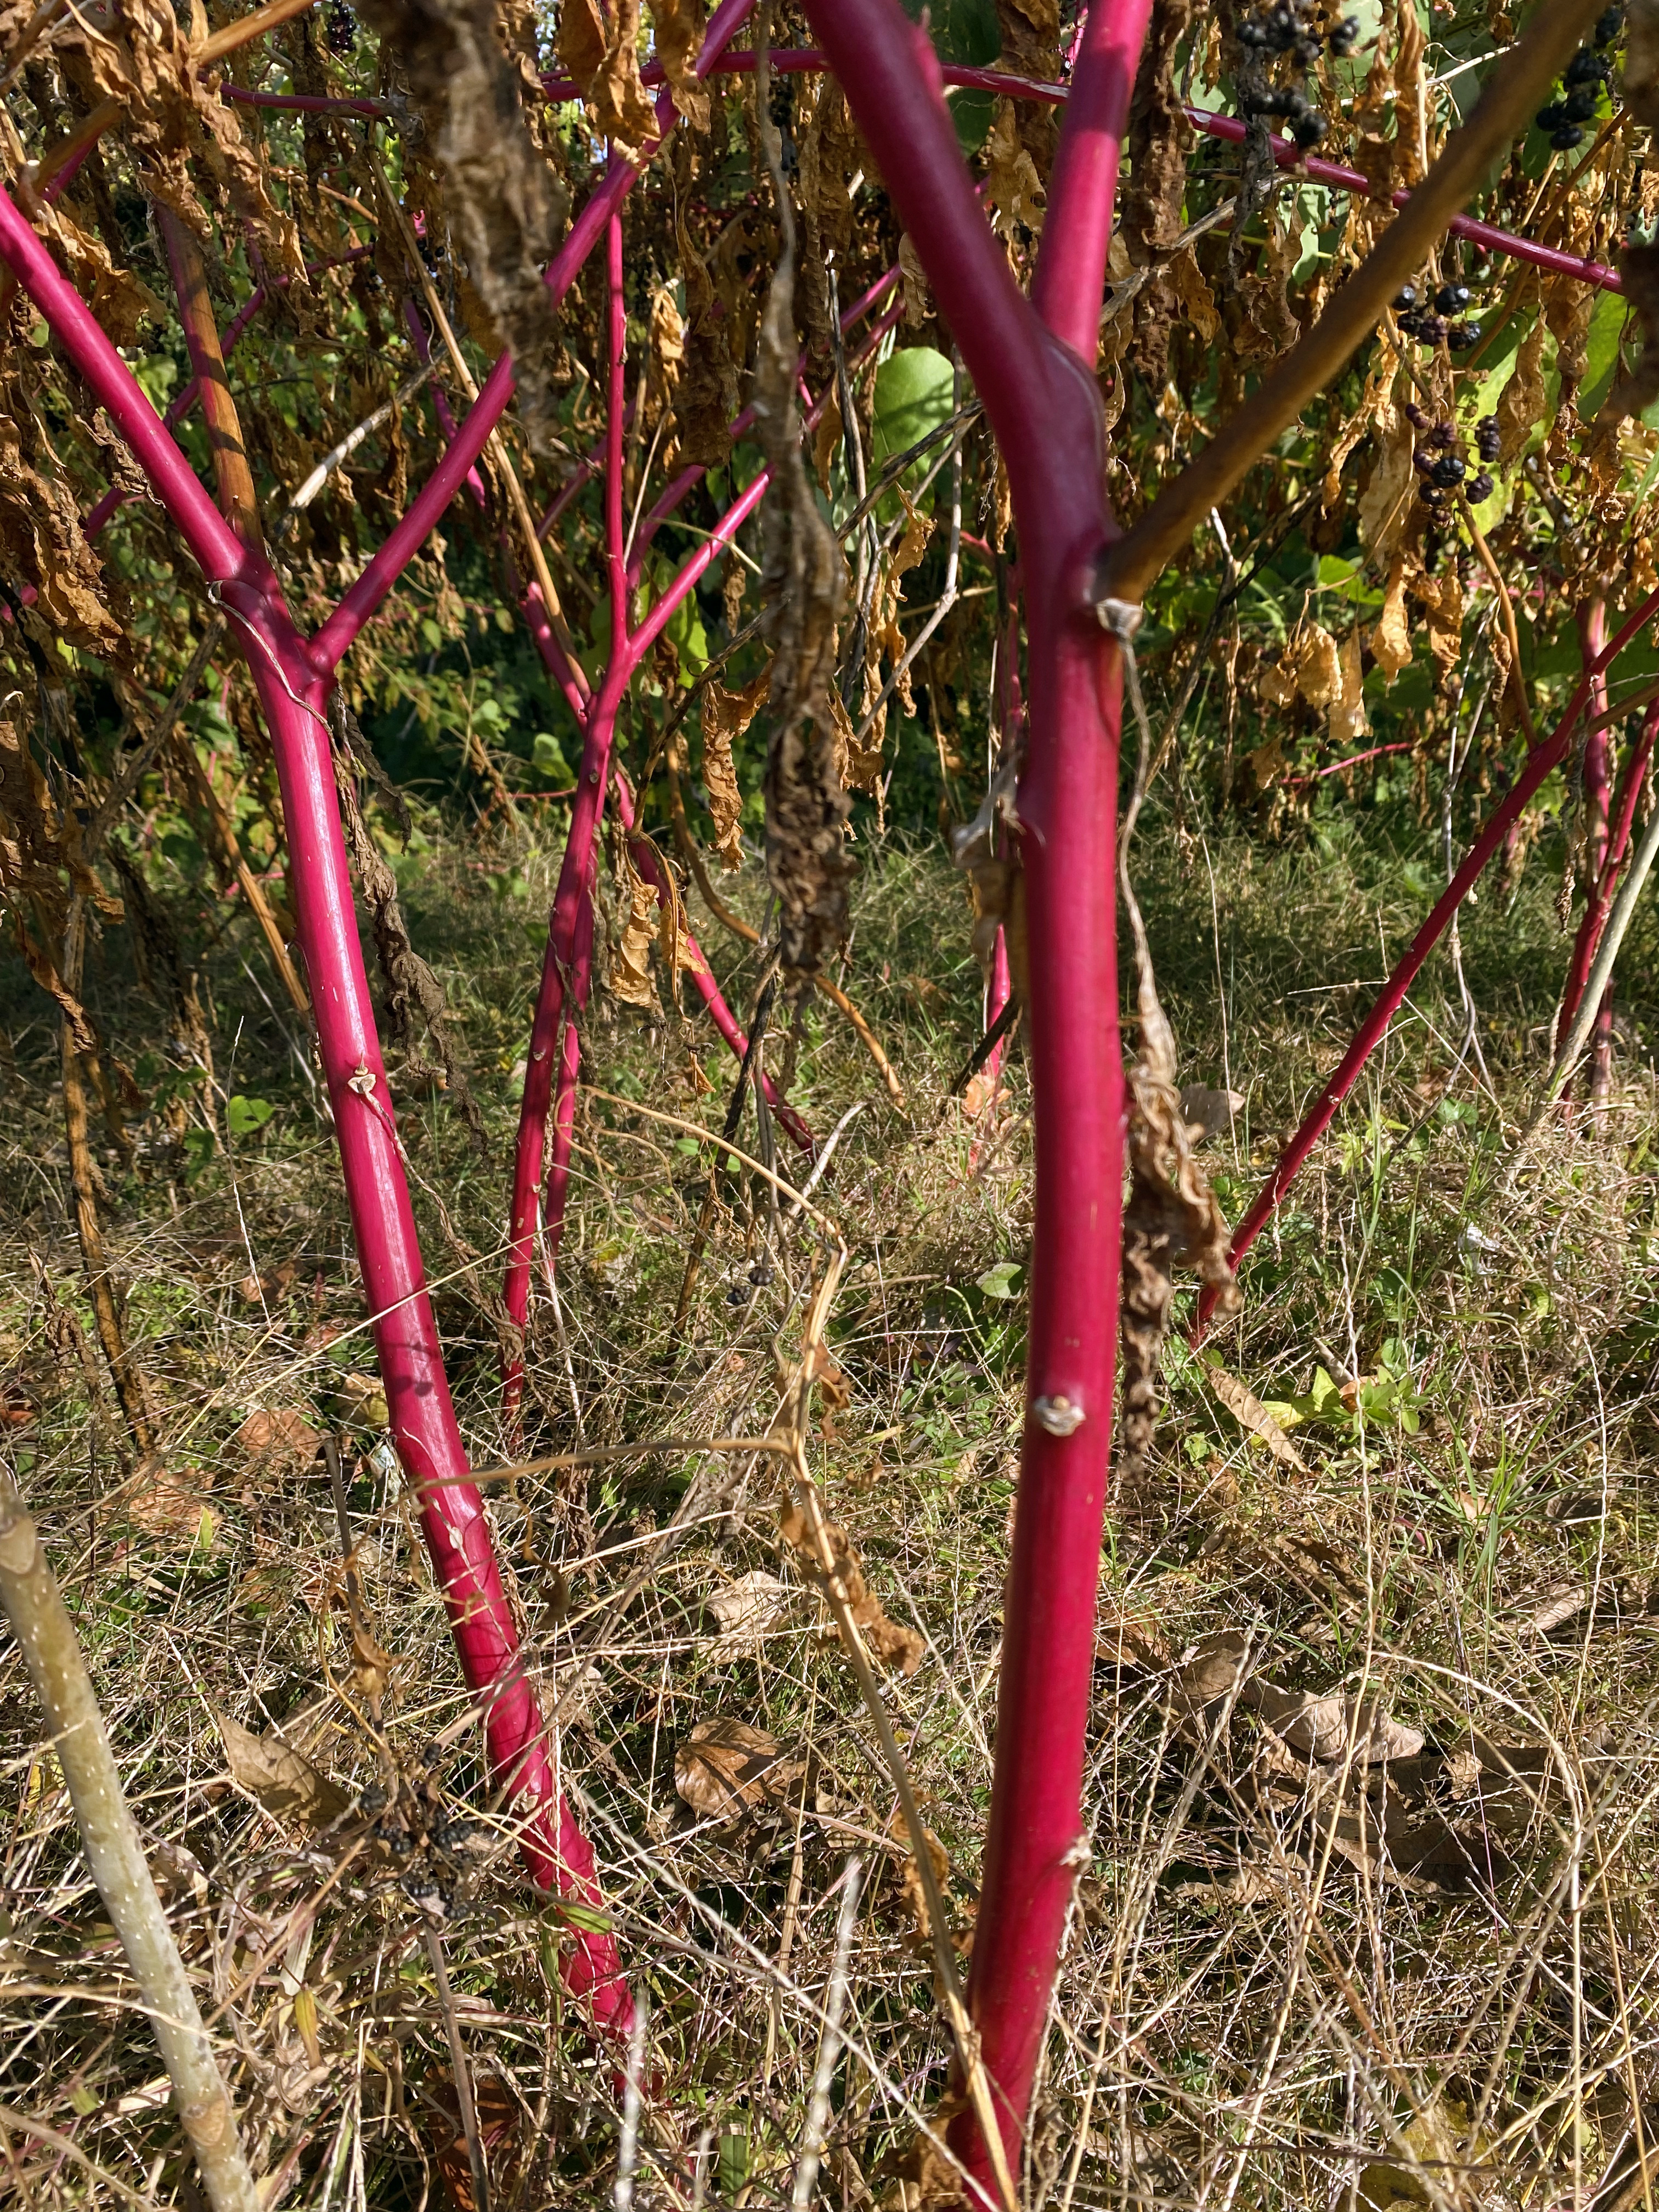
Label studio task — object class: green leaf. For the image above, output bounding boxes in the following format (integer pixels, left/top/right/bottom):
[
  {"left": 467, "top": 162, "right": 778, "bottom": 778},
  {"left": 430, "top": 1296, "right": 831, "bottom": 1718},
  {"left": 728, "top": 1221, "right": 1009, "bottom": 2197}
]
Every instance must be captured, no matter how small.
[
  {"left": 871, "top": 347, "right": 955, "bottom": 517},
  {"left": 1578, "top": 286, "right": 1629, "bottom": 420},
  {"left": 533, "top": 731, "right": 573, "bottom": 783},
  {"left": 225, "top": 1094, "right": 274, "bottom": 1137},
  {"left": 900, "top": 0, "right": 998, "bottom": 148},
  {"left": 419, "top": 617, "right": 443, "bottom": 652},
  {"left": 182, "top": 1126, "right": 216, "bottom": 1181},
  {"left": 719, "top": 2130, "right": 750, "bottom": 2199},
  {"left": 975, "top": 1260, "right": 1023, "bottom": 1300}
]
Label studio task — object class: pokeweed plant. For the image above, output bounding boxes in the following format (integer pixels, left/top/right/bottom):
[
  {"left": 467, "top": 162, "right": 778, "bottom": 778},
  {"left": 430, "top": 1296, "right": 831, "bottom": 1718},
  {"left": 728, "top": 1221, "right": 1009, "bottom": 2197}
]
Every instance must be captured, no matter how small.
[{"left": 2, "top": 0, "right": 1658, "bottom": 2193}]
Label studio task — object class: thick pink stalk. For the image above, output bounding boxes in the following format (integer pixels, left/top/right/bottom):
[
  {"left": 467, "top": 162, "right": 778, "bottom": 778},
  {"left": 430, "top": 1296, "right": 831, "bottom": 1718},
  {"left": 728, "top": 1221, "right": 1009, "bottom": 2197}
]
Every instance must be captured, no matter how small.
[
  {"left": 1030, "top": 0, "right": 1154, "bottom": 354},
  {"left": 0, "top": 179, "right": 633, "bottom": 2026},
  {"left": 1194, "top": 585, "right": 1659, "bottom": 1335},
  {"left": 797, "top": 0, "right": 1130, "bottom": 2191}
]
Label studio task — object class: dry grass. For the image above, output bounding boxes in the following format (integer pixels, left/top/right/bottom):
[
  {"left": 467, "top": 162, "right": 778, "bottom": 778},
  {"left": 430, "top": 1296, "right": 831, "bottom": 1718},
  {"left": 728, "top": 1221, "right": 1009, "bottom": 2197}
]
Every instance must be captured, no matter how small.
[{"left": 3, "top": 802, "right": 1659, "bottom": 2211}]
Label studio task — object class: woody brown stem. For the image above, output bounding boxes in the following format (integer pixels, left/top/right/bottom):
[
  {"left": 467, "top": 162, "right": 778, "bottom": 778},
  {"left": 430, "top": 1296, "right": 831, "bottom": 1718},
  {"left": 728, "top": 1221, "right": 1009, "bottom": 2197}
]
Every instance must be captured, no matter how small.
[
  {"left": 1104, "top": 0, "right": 1602, "bottom": 603},
  {"left": 155, "top": 209, "right": 263, "bottom": 548},
  {"left": 0, "top": 1472, "right": 260, "bottom": 2212}
]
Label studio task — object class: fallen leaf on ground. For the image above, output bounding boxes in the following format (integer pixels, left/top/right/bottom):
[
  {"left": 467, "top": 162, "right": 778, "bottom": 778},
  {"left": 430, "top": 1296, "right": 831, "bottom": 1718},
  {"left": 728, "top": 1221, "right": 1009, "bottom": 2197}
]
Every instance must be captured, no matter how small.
[
  {"left": 425, "top": 2070, "right": 523, "bottom": 2212},
  {"left": 125, "top": 1467, "right": 216, "bottom": 1549},
  {"left": 1247, "top": 1685, "right": 1424, "bottom": 1763},
  {"left": 1178, "top": 1084, "right": 1245, "bottom": 1139},
  {"left": 706, "top": 1570, "right": 791, "bottom": 1656},
  {"left": 674, "top": 1717, "right": 811, "bottom": 1820},
  {"left": 1202, "top": 1364, "right": 1309, "bottom": 1472},
  {"left": 215, "top": 1710, "right": 348, "bottom": 1827},
  {"left": 234, "top": 1408, "right": 321, "bottom": 1472}
]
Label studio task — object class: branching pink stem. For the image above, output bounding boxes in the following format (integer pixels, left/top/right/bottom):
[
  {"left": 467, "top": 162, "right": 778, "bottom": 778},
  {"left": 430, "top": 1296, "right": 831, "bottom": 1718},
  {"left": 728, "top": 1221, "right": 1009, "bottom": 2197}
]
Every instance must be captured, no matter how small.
[
  {"left": 0, "top": 177, "right": 639, "bottom": 2033},
  {"left": 1193, "top": 583, "right": 1659, "bottom": 1337}
]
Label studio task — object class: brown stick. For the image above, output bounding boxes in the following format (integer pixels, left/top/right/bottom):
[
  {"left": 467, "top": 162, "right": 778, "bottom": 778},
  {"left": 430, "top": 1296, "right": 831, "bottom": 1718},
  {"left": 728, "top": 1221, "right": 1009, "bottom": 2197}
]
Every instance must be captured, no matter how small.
[
  {"left": 193, "top": 0, "right": 318, "bottom": 66},
  {"left": 155, "top": 208, "right": 263, "bottom": 546},
  {"left": 1103, "top": 0, "right": 1603, "bottom": 603},
  {"left": 0, "top": 1475, "right": 260, "bottom": 2212}
]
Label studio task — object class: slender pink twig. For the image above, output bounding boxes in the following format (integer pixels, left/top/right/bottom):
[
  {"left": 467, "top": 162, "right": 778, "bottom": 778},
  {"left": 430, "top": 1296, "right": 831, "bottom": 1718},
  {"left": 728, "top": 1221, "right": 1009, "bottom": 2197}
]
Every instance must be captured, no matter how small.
[{"left": 1193, "top": 582, "right": 1659, "bottom": 1338}]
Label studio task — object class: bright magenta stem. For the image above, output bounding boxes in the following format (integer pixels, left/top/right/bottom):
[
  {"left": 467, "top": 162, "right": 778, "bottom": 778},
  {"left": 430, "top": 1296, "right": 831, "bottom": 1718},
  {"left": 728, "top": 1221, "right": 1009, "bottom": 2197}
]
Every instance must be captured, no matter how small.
[
  {"left": 0, "top": 177, "right": 635, "bottom": 2028},
  {"left": 1186, "top": 107, "right": 1626, "bottom": 294},
  {"left": 1030, "top": 0, "right": 1154, "bottom": 356},
  {"left": 1194, "top": 583, "right": 1659, "bottom": 1337},
  {"left": 796, "top": 0, "right": 1130, "bottom": 2192}
]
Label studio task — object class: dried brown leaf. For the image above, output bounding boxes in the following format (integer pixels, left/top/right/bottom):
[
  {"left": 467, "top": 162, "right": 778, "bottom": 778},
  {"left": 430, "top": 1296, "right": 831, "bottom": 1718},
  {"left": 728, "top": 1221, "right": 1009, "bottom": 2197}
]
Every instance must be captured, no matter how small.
[
  {"left": 780, "top": 1496, "right": 925, "bottom": 1674},
  {"left": 357, "top": 0, "right": 569, "bottom": 448},
  {"left": 1123, "top": 0, "right": 1194, "bottom": 383},
  {"left": 1203, "top": 1364, "right": 1308, "bottom": 1471},
  {"left": 699, "top": 669, "right": 769, "bottom": 868},
  {"left": 673, "top": 1716, "right": 809, "bottom": 1820},
  {"left": 1497, "top": 312, "right": 1548, "bottom": 463},
  {"left": 234, "top": 1407, "right": 322, "bottom": 1472},
  {"left": 215, "top": 1710, "right": 348, "bottom": 1827},
  {"left": 706, "top": 1570, "right": 791, "bottom": 1656},
  {"left": 650, "top": 0, "right": 708, "bottom": 130}
]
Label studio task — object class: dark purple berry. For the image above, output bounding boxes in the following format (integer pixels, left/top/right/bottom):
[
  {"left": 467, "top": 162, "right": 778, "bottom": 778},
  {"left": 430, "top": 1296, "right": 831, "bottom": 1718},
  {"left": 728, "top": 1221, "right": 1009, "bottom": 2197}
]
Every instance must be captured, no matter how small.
[
  {"left": 1395, "top": 285, "right": 1419, "bottom": 310},
  {"left": 1564, "top": 82, "right": 1600, "bottom": 120},
  {"left": 1476, "top": 415, "right": 1500, "bottom": 462},
  {"left": 1448, "top": 321, "right": 1482, "bottom": 347},
  {"left": 1536, "top": 101, "right": 1567, "bottom": 129},
  {"left": 1430, "top": 453, "right": 1466, "bottom": 487},
  {"left": 1467, "top": 470, "right": 1494, "bottom": 500},
  {"left": 1291, "top": 109, "right": 1328, "bottom": 146},
  {"left": 1435, "top": 283, "right": 1471, "bottom": 314},
  {"left": 326, "top": 0, "right": 354, "bottom": 50},
  {"left": 1329, "top": 13, "right": 1359, "bottom": 52},
  {"left": 1552, "top": 122, "right": 1586, "bottom": 149},
  {"left": 1566, "top": 45, "right": 1612, "bottom": 82},
  {"left": 1403, "top": 399, "right": 1429, "bottom": 426},
  {"left": 1595, "top": 4, "right": 1622, "bottom": 43}
]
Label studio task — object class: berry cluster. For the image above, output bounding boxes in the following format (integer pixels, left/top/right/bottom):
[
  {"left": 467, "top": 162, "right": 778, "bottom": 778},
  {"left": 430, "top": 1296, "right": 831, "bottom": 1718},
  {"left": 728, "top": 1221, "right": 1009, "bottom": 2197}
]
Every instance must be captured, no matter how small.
[
  {"left": 1393, "top": 280, "right": 1482, "bottom": 349},
  {"left": 1533, "top": 6, "right": 1621, "bottom": 150},
  {"left": 357, "top": 1748, "right": 494, "bottom": 1923},
  {"left": 326, "top": 0, "right": 356, "bottom": 52},
  {"left": 1405, "top": 405, "right": 1494, "bottom": 511},
  {"left": 1236, "top": 0, "right": 1359, "bottom": 149}
]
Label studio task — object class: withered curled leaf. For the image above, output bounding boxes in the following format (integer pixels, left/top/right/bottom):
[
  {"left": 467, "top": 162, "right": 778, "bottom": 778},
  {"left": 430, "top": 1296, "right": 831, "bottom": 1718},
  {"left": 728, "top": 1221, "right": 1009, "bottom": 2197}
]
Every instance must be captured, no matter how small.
[
  {"left": 356, "top": 0, "right": 569, "bottom": 449},
  {"left": 752, "top": 76, "right": 853, "bottom": 985}
]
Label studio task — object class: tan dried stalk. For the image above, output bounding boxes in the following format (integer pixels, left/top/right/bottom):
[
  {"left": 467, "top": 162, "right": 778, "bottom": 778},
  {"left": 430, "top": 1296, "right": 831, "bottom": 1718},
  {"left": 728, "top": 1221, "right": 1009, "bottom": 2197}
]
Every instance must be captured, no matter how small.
[{"left": 0, "top": 1471, "right": 260, "bottom": 2212}]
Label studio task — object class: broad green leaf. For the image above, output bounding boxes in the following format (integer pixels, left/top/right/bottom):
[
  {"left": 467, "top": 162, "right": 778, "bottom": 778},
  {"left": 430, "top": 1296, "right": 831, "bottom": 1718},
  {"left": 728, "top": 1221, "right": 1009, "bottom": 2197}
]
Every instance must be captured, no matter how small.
[
  {"left": 533, "top": 731, "right": 573, "bottom": 783},
  {"left": 871, "top": 347, "right": 955, "bottom": 516},
  {"left": 975, "top": 1260, "right": 1023, "bottom": 1300}
]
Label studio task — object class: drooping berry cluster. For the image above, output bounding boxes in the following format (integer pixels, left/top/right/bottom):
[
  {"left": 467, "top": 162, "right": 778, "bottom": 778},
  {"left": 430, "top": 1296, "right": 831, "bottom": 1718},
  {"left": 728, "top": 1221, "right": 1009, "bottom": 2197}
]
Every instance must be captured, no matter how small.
[
  {"left": 1393, "top": 281, "right": 1482, "bottom": 350},
  {"left": 326, "top": 0, "right": 356, "bottom": 52},
  {"left": 1405, "top": 404, "right": 1494, "bottom": 512},
  {"left": 1533, "top": 5, "right": 1621, "bottom": 151},
  {"left": 1236, "top": 0, "right": 1359, "bottom": 149}
]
